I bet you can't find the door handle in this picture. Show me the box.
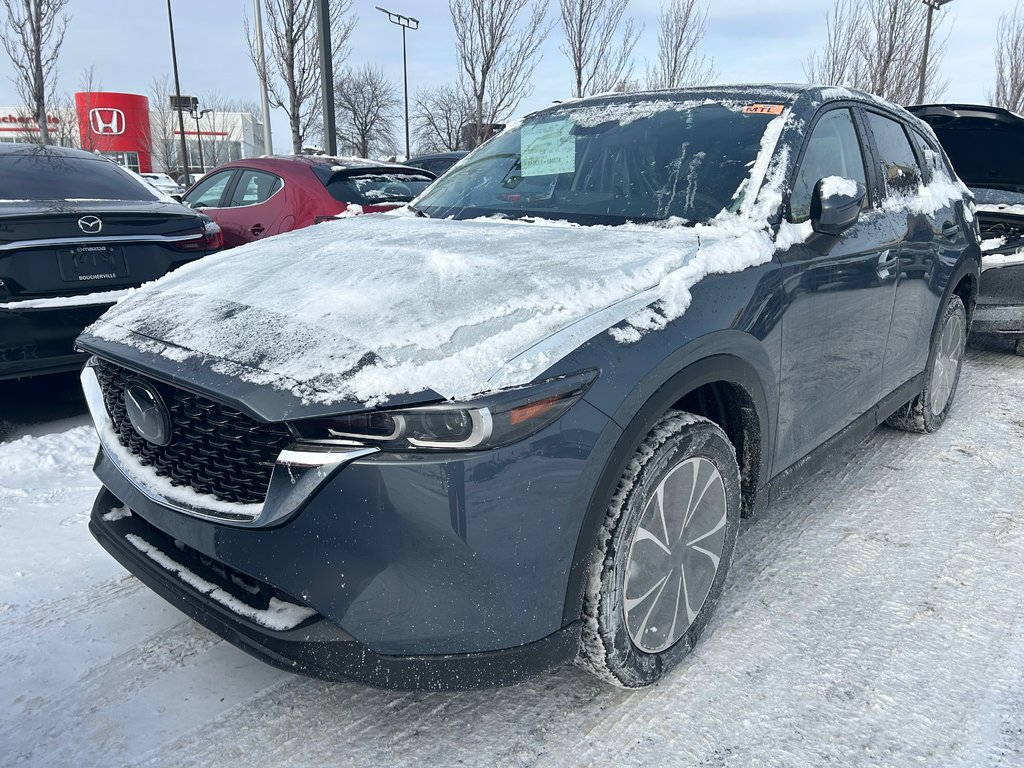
[250,224,265,236]
[941,222,960,240]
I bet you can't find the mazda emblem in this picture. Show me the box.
[78,215,103,234]
[123,379,172,447]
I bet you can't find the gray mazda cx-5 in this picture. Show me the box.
[79,85,980,689]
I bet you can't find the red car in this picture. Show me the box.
[180,156,435,248]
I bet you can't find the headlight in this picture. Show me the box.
[290,369,598,451]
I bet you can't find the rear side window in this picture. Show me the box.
[228,169,283,207]
[0,152,159,201]
[320,172,433,205]
[184,171,233,208]
[790,109,868,223]
[865,112,922,195]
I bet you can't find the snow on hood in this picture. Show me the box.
[89,110,795,408]
[91,213,773,406]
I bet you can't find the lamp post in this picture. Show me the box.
[165,0,192,185]
[189,107,213,173]
[375,6,419,159]
[253,0,274,156]
[918,0,955,104]
[316,0,337,155]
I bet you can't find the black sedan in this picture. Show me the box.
[0,144,222,379]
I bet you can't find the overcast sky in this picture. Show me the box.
[1,0,1018,153]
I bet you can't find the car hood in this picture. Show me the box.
[82,212,757,413]
[909,104,1024,193]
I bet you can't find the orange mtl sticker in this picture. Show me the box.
[742,104,785,115]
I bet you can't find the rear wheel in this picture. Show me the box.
[887,294,967,433]
[577,412,740,688]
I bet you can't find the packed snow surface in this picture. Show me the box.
[2,348,1023,766]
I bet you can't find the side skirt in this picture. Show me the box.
[766,372,925,504]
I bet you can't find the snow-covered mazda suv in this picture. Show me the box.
[79,85,979,689]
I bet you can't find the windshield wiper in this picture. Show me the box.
[406,203,429,218]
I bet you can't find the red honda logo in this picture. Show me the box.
[89,108,126,136]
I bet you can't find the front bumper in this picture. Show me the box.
[974,256,1024,338]
[84,358,620,686]
[89,489,581,689]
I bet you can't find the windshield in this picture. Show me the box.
[0,152,159,202]
[971,187,1024,206]
[319,171,433,205]
[413,101,780,225]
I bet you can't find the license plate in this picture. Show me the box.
[57,246,128,282]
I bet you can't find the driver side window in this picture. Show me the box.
[183,171,233,209]
[790,109,869,223]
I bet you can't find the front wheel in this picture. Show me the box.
[577,412,741,688]
[887,294,967,433]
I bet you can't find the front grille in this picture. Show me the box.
[94,358,293,505]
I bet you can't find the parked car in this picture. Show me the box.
[180,156,435,249]
[79,85,979,690]
[404,151,469,176]
[908,104,1024,354]
[0,144,221,380]
[139,172,184,196]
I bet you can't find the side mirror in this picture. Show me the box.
[171,194,184,203]
[811,177,867,236]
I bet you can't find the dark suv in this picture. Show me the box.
[908,104,1024,353]
[80,85,979,690]
[0,144,221,379]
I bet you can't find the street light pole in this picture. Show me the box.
[253,0,274,155]
[316,0,337,155]
[918,0,955,104]
[190,107,213,173]
[376,6,419,160]
[166,0,192,185]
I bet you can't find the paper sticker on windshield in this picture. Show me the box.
[742,104,785,115]
[521,120,576,176]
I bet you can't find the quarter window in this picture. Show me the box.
[865,112,923,195]
[228,169,283,207]
[183,171,233,208]
[790,109,868,223]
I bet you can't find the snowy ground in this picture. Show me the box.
[1,347,1022,767]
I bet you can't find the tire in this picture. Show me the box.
[887,294,967,434]
[576,411,741,688]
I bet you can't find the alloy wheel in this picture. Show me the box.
[623,457,728,653]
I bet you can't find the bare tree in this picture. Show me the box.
[449,0,552,148]
[992,2,1024,114]
[646,0,715,90]
[803,0,865,89]
[245,0,356,154]
[148,74,180,171]
[805,0,948,104]
[413,84,475,153]
[0,0,70,144]
[559,0,640,98]
[334,64,400,158]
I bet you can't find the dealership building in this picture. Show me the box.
[0,91,265,176]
